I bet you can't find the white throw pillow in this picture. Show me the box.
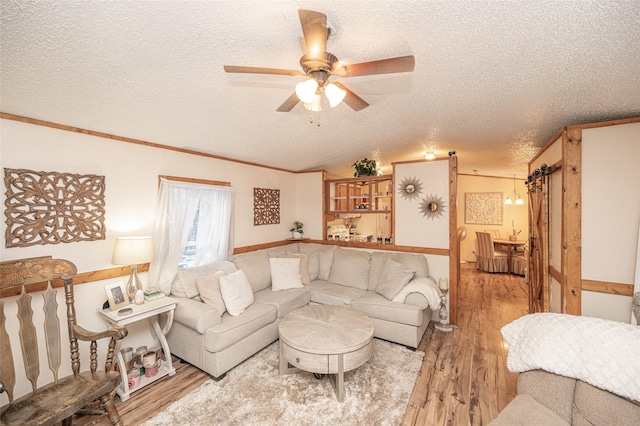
[269,257,304,291]
[282,252,310,284]
[196,271,227,315]
[219,269,254,316]
[376,258,415,300]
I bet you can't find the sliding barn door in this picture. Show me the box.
[527,165,553,313]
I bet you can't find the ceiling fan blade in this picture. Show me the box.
[332,81,369,111]
[331,55,415,78]
[224,65,305,77]
[276,91,300,112]
[298,9,328,58]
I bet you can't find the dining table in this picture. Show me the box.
[493,239,526,273]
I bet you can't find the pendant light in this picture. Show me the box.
[505,175,524,205]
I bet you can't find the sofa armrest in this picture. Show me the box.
[393,276,441,310]
[172,297,222,334]
[403,292,430,310]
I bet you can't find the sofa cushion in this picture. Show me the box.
[327,248,370,290]
[266,243,298,258]
[219,269,255,316]
[171,260,237,298]
[368,251,429,291]
[572,379,640,426]
[230,250,271,292]
[204,302,277,352]
[375,258,415,300]
[280,253,311,285]
[254,287,310,319]
[298,243,336,281]
[306,280,365,307]
[351,292,424,326]
[269,257,303,291]
[488,394,569,426]
[196,271,227,315]
[518,370,576,423]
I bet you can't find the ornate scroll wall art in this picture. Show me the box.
[4,168,106,247]
[464,192,503,225]
[253,187,280,226]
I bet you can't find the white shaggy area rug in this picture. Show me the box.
[142,339,424,426]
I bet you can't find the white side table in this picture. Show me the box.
[97,297,177,401]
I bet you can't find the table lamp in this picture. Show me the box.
[112,236,154,302]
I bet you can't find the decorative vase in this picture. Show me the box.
[509,235,517,242]
[292,231,302,239]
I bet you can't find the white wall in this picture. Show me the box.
[0,118,323,402]
[395,159,450,249]
[581,122,640,322]
[456,174,529,263]
[294,171,324,240]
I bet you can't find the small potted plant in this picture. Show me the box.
[510,220,521,241]
[290,221,304,239]
[352,158,378,178]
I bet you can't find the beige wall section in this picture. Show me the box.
[294,172,324,240]
[395,159,450,249]
[581,122,640,322]
[457,175,528,263]
[529,137,563,312]
[0,118,323,402]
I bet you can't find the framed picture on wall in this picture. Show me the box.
[104,281,129,311]
[465,192,503,225]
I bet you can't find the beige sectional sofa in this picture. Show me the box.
[490,370,640,426]
[165,242,441,379]
[490,313,640,426]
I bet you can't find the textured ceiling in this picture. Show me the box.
[1,1,639,178]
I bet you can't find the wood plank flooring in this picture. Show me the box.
[74,263,528,425]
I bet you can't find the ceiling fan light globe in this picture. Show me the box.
[296,79,318,103]
[325,82,346,107]
[304,93,323,112]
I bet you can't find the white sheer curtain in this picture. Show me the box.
[149,178,235,294]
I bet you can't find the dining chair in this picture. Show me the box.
[485,229,508,253]
[476,232,509,273]
[511,250,528,279]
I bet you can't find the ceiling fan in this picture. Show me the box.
[223,9,415,113]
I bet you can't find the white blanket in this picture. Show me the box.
[502,313,640,402]
[393,276,441,310]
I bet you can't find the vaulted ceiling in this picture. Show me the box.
[1,1,639,178]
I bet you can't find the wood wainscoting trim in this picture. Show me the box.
[0,263,150,298]
[582,279,634,296]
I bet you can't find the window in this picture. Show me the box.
[149,176,235,294]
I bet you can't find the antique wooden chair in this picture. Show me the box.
[0,256,128,426]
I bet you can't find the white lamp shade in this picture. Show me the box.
[295,79,318,103]
[303,93,322,112]
[112,236,154,265]
[325,83,346,107]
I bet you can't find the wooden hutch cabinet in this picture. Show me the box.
[325,175,393,244]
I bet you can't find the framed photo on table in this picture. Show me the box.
[105,281,129,311]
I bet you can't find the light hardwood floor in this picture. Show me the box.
[74,263,528,425]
